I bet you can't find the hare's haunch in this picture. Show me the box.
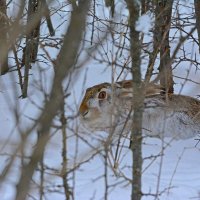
[79,80,200,139]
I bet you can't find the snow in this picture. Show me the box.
[0,0,200,200]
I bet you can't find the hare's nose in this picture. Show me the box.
[79,108,89,117]
[79,102,89,117]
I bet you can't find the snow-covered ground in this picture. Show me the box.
[0,0,200,199]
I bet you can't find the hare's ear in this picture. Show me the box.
[117,87,133,98]
[115,80,132,98]
[145,83,164,97]
[116,80,164,98]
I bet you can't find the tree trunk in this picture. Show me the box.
[22,0,41,98]
[105,0,115,17]
[0,0,8,75]
[155,0,174,94]
[194,0,200,53]
[125,1,143,200]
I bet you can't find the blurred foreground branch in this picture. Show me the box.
[15,1,91,199]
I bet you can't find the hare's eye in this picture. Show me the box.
[98,91,107,99]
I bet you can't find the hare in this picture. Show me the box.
[79,80,200,140]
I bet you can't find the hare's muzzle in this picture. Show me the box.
[79,102,89,118]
